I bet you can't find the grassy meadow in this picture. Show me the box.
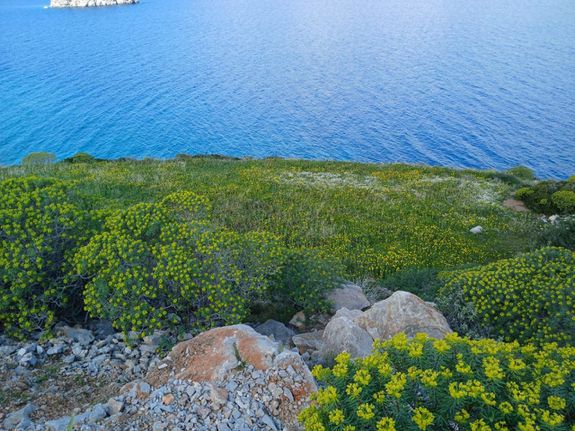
[0,156,537,281]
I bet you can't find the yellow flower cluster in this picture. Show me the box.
[76,191,287,335]
[299,332,575,431]
[0,177,98,337]
[3,159,534,301]
[440,247,575,345]
[412,407,434,430]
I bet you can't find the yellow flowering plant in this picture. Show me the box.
[438,247,575,346]
[300,333,575,431]
[271,248,343,315]
[74,191,286,335]
[0,177,101,337]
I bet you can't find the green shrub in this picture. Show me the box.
[378,267,441,302]
[552,190,575,213]
[536,217,575,251]
[62,153,100,164]
[514,179,575,215]
[438,247,575,346]
[300,333,575,431]
[21,152,56,166]
[506,165,535,181]
[435,275,494,340]
[74,192,286,334]
[0,177,98,337]
[514,187,534,201]
[228,230,286,299]
[271,249,343,316]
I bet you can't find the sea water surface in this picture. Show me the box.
[1,0,574,177]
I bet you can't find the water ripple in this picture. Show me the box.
[0,0,574,177]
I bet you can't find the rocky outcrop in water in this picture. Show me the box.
[50,0,137,8]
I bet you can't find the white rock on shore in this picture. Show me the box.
[50,0,137,8]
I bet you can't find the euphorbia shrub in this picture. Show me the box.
[438,247,575,346]
[74,192,286,334]
[0,177,98,337]
[300,333,575,431]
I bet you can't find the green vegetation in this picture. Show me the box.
[4,154,575,431]
[74,190,330,334]
[1,161,357,336]
[62,152,102,164]
[0,156,536,280]
[75,191,262,334]
[515,178,575,215]
[2,155,572,344]
[377,267,442,302]
[0,177,99,337]
[21,152,56,166]
[505,165,535,181]
[438,247,575,346]
[300,333,575,431]
[551,190,575,213]
[272,249,342,315]
[536,217,575,251]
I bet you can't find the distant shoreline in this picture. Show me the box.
[0,152,566,181]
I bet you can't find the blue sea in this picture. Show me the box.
[1,0,574,178]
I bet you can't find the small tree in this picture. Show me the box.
[21,152,56,166]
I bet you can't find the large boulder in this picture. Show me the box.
[145,324,316,430]
[147,324,279,386]
[310,292,452,361]
[255,319,295,346]
[55,325,94,346]
[356,291,452,340]
[326,282,371,313]
[320,310,373,360]
[292,330,324,354]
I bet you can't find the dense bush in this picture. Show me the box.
[75,192,287,334]
[552,190,575,213]
[506,165,535,181]
[515,178,575,214]
[62,152,102,164]
[300,333,575,431]
[271,249,342,315]
[0,177,99,337]
[21,152,56,166]
[438,247,575,346]
[74,191,338,334]
[536,217,575,251]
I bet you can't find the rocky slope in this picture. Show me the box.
[1,285,453,431]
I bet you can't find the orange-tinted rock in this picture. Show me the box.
[161,394,174,405]
[146,324,279,387]
[144,324,317,430]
